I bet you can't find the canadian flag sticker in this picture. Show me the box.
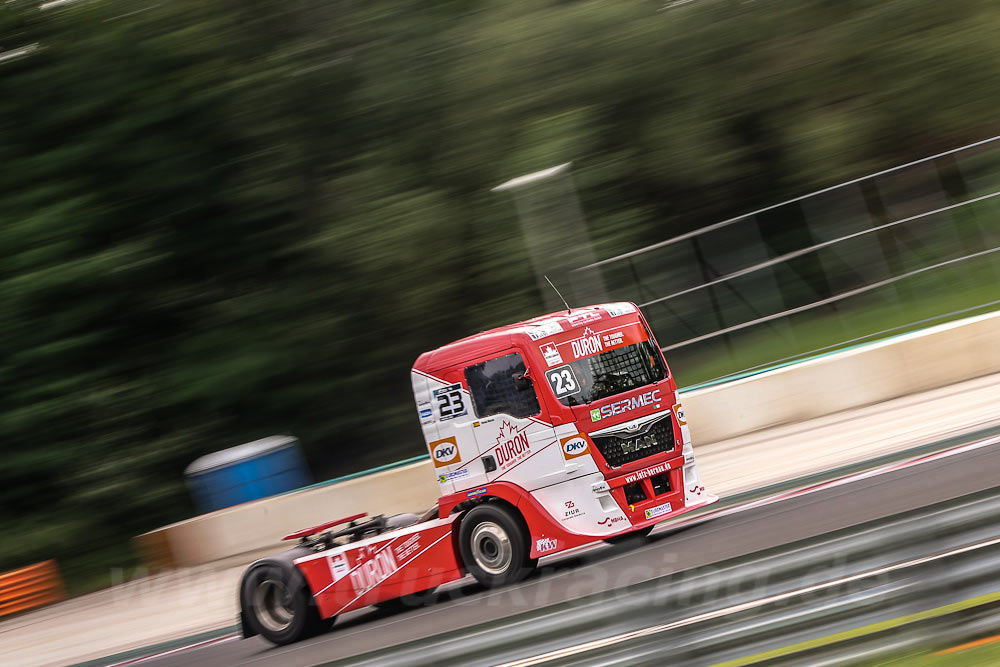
[328,553,350,583]
[541,343,563,367]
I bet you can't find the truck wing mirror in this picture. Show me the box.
[513,373,532,391]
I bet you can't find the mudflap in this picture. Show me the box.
[239,611,256,639]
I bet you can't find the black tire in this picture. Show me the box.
[240,563,333,645]
[458,503,536,587]
[603,525,654,545]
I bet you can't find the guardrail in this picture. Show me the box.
[0,560,64,618]
[325,486,1000,666]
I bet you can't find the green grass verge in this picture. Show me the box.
[709,590,1000,667]
[877,642,1000,666]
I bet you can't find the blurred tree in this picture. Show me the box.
[0,0,997,587]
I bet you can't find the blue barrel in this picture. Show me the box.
[184,436,312,513]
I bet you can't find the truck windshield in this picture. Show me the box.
[544,340,667,406]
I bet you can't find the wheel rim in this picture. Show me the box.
[253,577,295,633]
[470,520,513,575]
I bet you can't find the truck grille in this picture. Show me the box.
[590,414,675,468]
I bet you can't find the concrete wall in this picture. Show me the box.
[136,460,441,569]
[681,311,1000,444]
[137,310,1000,569]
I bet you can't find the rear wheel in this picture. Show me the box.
[241,563,333,645]
[459,503,535,587]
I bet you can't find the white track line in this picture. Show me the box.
[656,433,1000,530]
[107,432,1000,666]
[498,534,1000,666]
[102,634,239,667]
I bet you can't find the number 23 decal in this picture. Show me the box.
[433,383,468,420]
[546,366,581,398]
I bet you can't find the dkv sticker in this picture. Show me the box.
[560,434,590,460]
[672,403,687,426]
[430,436,461,468]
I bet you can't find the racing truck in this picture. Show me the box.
[239,302,717,644]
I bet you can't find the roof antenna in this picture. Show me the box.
[544,275,572,313]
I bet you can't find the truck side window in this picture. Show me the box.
[465,352,540,419]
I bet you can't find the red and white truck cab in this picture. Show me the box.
[414,301,714,555]
[239,303,716,645]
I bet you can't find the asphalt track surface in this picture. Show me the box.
[136,439,1000,667]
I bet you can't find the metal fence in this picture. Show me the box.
[569,135,1000,386]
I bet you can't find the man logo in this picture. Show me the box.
[430,436,461,468]
[560,434,590,461]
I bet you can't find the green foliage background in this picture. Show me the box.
[0,0,997,587]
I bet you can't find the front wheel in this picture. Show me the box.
[240,563,333,645]
[459,503,536,587]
